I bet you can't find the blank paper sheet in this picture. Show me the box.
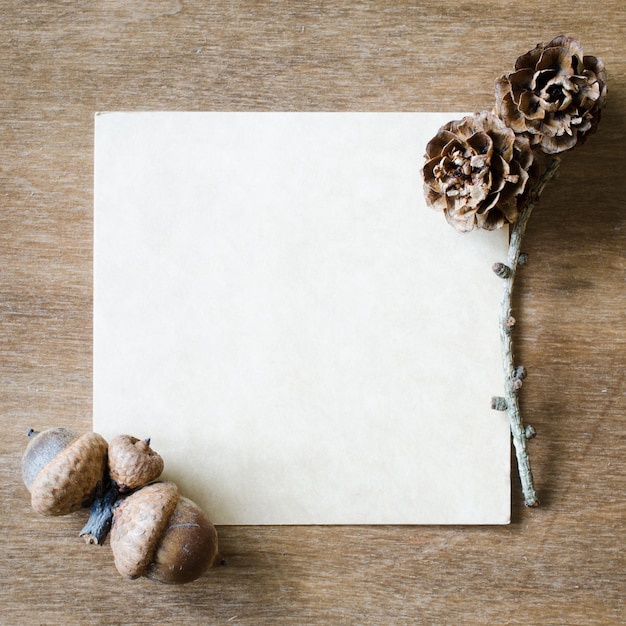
[93,112,510,524]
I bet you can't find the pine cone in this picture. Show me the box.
[494,35,607,155]
[423,111,536,233]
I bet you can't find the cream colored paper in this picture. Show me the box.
[94,112,510,525]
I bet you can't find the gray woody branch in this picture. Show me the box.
[491,158,561,507]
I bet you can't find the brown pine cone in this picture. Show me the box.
[495,35,607,154]
[422,111,537,233]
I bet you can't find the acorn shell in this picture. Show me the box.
[29,432,109,515]
[110,481,219,584]
[110,482,180,579]
[145,496,219,584]
[108,435,164,491]
[22,427,78,491]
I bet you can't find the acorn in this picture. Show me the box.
[107,435,164,492]
[22,427,108,515]
[110,481,219,584]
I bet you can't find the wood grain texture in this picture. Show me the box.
[1,1,624,624]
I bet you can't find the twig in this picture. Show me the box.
[79,478,124,544]
[492,158,560,507]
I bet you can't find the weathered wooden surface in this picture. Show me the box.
[1,2,624,624]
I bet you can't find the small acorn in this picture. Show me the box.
[110,481,219,584]
[22,427,108,515]
[108,435,164,492]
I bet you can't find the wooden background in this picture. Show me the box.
[1,2,624,624]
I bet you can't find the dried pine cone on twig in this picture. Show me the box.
[422,34,606,507]
[422,111,538,233]
[494,35,607,154]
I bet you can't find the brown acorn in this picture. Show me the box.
[110,482,219,584]
[107,435,164,492]
[22,427,108,515]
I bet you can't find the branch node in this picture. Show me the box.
[514,365,527,380]
[517,252,529,267]
[492,262,512,279]
[505,315,516,330]
[491,396,508,411]
[525,425,537,440]
[512,377,523,390]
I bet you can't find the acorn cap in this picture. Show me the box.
[108,434,164,491]
[29,432,109,515]
[110,481,180,579]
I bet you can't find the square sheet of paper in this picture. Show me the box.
[93,112,510,525]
